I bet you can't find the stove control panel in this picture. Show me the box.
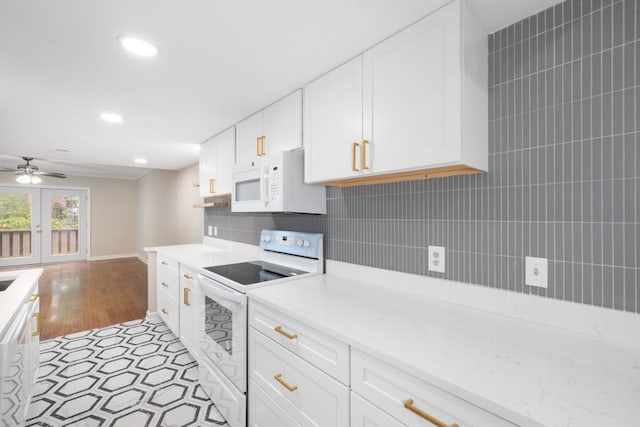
[260,230,323,259]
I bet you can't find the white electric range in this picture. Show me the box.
[195,229,323,427]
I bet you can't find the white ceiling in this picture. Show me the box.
[0,0,558,180]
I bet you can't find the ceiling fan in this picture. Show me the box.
[0,156,67,184]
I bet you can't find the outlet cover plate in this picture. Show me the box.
[207,225,213,236]
[525,256,548,288]
[428,246,445,273]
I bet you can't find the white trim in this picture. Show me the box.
[136,254,148,264]
[145,311,160,321]
[88,253,138,261]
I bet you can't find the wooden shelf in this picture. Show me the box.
[193,201,228,208]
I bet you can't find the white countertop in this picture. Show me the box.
[144,242,261,270]
[248,272,640,427]
[0,268,42,337]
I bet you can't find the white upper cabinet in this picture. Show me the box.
[236,90,302,167]
[199,126,235,198]
[303,56,363,183]
[304,0,487,186]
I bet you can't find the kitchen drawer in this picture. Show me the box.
[157,255,179,299]
[249,327,349,427]
[249,301,349,384]
[179,265,198,288]
[351,392,403,427]
[249,379,300,427]
[351,350,516,427]
[157,290,179,335]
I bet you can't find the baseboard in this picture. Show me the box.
[145,311,160,321]
[88,253,138,261]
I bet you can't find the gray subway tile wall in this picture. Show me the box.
[205,0,640,313]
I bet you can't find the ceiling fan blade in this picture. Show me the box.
[0,167,17,172]
[33,171,67,178]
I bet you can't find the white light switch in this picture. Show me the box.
[428,246,445,273]
[525,256,548,288]
[207,226,213,236]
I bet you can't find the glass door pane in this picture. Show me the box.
[0,187,41,266]
[41,189,87,263]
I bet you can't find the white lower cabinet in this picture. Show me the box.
[156,254,180,335]
[178,265,198,356]
[351,393,403,427]
[248,327,349,427]
[249,379,300,427]
[352,350,516,427]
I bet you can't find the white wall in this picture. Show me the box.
[136,163,202,261]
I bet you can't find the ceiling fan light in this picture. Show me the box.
[16,174,31,184]
[30,175,42,184]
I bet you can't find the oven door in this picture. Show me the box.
[196,274,247,393]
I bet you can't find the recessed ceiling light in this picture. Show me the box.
[100,112,123,123]
[134,158,148,164]
[118,35,158,57]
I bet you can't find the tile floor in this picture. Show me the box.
[27,318,229,427]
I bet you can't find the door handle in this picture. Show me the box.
[361,139,369,170]
[351,142,360,171]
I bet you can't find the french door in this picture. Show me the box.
[0,187,88,266]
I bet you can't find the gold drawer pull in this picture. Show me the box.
[351,142,360,171]
[28,293,39,303]
[274,374,298,392]
[209,178,216,194]
[184,288,191,306]
[32,312,40,337]
[161,261,169,266]
[274,326,298,340]
[161,282,169,288]
[161,308,168,315]
[183,273,194,280]
[361,139,369,170]
[404,399,459,427]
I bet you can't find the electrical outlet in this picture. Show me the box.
[214,226,218,236]
[525,256,548,288]
[207,226,213,236]
[428,246,445,273]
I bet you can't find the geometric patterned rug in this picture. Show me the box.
[26,318,229,426]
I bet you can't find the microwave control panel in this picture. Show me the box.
[269,165,280,201]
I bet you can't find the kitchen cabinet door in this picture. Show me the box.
[362,0,460,174]
[27,294,40,388]
[236,112,263,167]
[303,56,363,183]
[179,266,198,355]
[262,89,302,157]
[199,126,235,198]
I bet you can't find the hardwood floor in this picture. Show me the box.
[32,258,148,340]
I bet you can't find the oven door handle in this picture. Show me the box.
[197,274,247,305]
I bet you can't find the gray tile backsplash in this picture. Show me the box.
[205,0,639,314]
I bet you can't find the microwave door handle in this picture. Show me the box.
[262,167,270,204]
[197,275,246,305]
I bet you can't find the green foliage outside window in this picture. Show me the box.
[0,194,31,230]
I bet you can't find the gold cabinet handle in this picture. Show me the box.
[274,326,298,340]
[361,139,369,170]
[161,282,169,288]
[260,135,266,156]
[256,136,261,156]
[32,312,40,337]
[404,399,459,427]
[161,308,168,315]
[183,287,191,306]
[209,178,216,194]
[183,273,194,280]
[28,293,39,303]
[274,374,298,392]
[161,261,169,266]
[351,142,360,171]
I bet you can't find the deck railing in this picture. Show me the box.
[0,229,79,258]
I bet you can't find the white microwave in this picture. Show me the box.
[231,149,326,214]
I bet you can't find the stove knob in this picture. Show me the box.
[303,240,311,248]
[263,235,272,243]
[296,239,303,247]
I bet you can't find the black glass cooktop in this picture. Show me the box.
[203,261,308,285]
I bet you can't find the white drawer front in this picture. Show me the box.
[351,392,403,427]
[249,380,301,427]
[351,350,516,427]
[249,301,349,384]
[249,327,349,427]
[157,255,179,300]
[157,290,179,335]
